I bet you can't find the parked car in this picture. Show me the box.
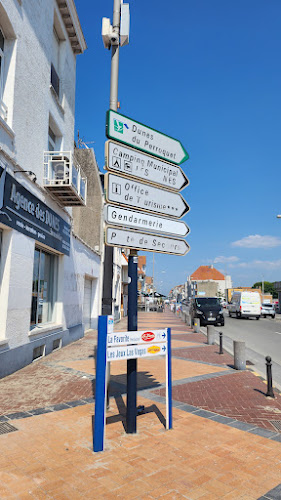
[261,303,275,318]
[190,297,224,327]
[228,291,261,319]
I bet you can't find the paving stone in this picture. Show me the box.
[0,311,281,499]
[249,428,278,438]
[226,421,256,431]
[260,483,281,499]
[208,414,236,424]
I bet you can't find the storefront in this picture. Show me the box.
[0,162,101,378]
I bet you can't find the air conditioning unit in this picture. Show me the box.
[49,155,69,182]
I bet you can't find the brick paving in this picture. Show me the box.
[172,345,234,366]
[172,333,208,343]
[154,370,281,431]
[0,310,281,498]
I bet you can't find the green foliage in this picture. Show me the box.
[252,281,278,298]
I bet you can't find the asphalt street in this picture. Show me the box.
[201,312,281,392]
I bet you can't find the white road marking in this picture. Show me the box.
[275,332,281,335]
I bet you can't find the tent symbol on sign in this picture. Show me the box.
[112,156,121,170]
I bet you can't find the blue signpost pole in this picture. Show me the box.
[127,250,138,433]
[93,316,108,452]
[167,327,172,429]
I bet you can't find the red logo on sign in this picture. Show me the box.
[142,331,155,342]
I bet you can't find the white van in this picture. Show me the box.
[228,291,261,319]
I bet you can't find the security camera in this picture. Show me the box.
[110,32,119,45]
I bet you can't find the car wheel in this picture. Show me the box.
[228,311,232,317]
[256,316,260,320]
[272,315,275,319]
[221,321,225,326]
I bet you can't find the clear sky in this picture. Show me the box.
[75,0,281,295]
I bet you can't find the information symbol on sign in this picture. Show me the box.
[124,161,132,173]
[112,182,121,195]
[112,156,121,169]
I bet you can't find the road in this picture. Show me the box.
[200,312,281,391]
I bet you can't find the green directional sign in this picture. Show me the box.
[106,110,189,166]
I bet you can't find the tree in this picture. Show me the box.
[252,282,278,298]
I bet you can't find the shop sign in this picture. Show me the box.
[0,164,71,255]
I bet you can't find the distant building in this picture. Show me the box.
[189,265,232,298]
[169,284,186,302]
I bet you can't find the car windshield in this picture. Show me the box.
[262,303,273,308]
[195,298,220,307]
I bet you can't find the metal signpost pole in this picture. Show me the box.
[101,0,121,407]
[127,249,138,433]
[102,0,120,317]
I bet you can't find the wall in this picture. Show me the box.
[0,1,104,378]
[72,148,103,253]
[197,281,218,297]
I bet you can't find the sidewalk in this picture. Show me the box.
[1,311,281,498]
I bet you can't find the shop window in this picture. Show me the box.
[30,248,57,328]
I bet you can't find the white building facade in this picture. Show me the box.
[0,0,103,377]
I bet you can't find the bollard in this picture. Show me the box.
[207,325,215,345]
[265,356,275,398]
[193,318,200,333]
[219,332,223,354]
[233,341,246,370]
[186,314,191,327]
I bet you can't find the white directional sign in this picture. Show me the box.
[106,110,189,165]
[105,173,189,218]
[107,343,167,362]
[105,226,190,255]
[105,205,190,237]
[105,141,189,191]
[107,329,168,347]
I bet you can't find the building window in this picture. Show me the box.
[0,28,4,93]
[0,27,7,121]
[48,126,56,151]
[31,248,57,327]
[50,27,60,97]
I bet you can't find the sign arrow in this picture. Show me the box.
[105,141,189,192]
[105,226,190,256]
[106,110,189,165]
[104,205,190,237]
[105,173,190,219]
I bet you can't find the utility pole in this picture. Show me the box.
[102,0,121,319]
[102,0,137,432]
[101,0,121,411]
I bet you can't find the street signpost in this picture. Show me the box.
[106,110,189,165]
[105,141,189,191]
[94,317,172,452]
[105,205,190,237]
[107,329,167,346]
[105,226,190,255]
[105,173,190,218]
[107,342,167,361]
[101,1,185,447]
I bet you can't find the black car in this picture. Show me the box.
[190,297,224,326]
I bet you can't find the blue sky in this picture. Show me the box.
[75,0,281,295]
